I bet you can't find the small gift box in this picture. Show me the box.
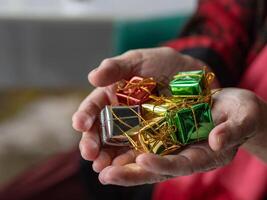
[99,70,216,155]
[100,105,141,146]
[169,70,205,96]
[116,76,157,105]
[168,103,214,145]
[141,97,183,117]
[142,103,169,117]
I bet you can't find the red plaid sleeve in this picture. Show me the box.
[166,0,263,86]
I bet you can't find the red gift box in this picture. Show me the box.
[116,76,156,105]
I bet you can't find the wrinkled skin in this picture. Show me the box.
[72,47,266,186]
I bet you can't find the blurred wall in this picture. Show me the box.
[0,20,113,88]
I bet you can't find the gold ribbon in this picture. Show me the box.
[110,68,218,155]
[116,77,156,105]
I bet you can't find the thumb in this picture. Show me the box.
[88,51,144,87]
[208,121,248,151]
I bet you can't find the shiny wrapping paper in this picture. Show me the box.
[141,97,183,117]
[100,69,216,155]
[100,105,141,146]
[116,76,157,105]
[142,103,169,116]
[169,70,205,96]
[167,103,214,145]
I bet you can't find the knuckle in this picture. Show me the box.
[125,49,143,60]
[84,102,101,116]
[162,46,177,54]
[125,49,136,55]
[79,141,90,160]
[101,58,115,66]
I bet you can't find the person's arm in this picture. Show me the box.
[165,0,262,86]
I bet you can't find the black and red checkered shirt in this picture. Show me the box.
[166,0,267,86]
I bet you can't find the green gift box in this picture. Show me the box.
[169,70,205,96]
[167,103,214,144]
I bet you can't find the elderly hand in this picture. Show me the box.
[72,47,209,171]
[95,88,265,186]
[72,47,266,186]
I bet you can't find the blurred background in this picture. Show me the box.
[0,0,196,186]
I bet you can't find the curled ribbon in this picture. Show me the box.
[116,77,156,105]
[109,68,218,155]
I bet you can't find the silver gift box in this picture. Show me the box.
[100,105,141,146]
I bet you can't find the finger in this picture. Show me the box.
[88,51,144,87]
[93,146,131,172]
[211,103,228,126]
[208,120,251,151]
[98,164,166,186]
[111,149,138,166]
[136,153,193,176]
[92,148,117,173]
[79,123,100,161]
[136,144,230,176]
[72,86,116,132]
[208,122,229,151]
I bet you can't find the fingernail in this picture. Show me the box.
[217,134,224,149]
[99,177,107,185]
[92,162,100,173]
[99,171,108,185]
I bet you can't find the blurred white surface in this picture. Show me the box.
[0,0,196,21]
[0,94,81,184]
